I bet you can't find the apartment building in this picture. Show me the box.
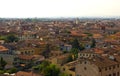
[76,55,120,76]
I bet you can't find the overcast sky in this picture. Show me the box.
[0,0,120,18]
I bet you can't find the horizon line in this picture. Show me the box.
[0,16,120,19]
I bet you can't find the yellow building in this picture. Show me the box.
[61,60,78,76]
[15,47,34,55]
[76,55,120,76]
[49,54,70,67]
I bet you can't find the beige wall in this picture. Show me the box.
[78,53,97,58]
[101,64,120,76]
[61,65,75,76]
[75,60,120,76]
[75,60,100,76]
[19,50,34,55]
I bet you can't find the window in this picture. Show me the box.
[113,73,116,76]
[113,65,115,69]
[117,64,119,68]
[109,74,111,76]
[84,67,87,70]
[86,54,88,56]
[89,54,91,57]
[105,67,107,71]
[80,61,82,64]
[25,51,27,54]
[109,67,111,70]
[63,68,65,71]
[28,51,30,54]
[69,74,72,76]
[21,52,23,54]
[99,69,101,72]
[117,72,119,76]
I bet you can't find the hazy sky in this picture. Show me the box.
[0,0,120,18]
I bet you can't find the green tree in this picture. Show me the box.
[91,38,96,48]
[32,60,50,72]
[43,64,60,76]
[70,48,79,60]
[43,44,51,58]
[63,50,68,54]
[42,60,50,66]
[0,57,7,70]
[71,38,80,49]
[0,70,4,74]
[79,43,85,50]
[0,36,6,40]
[6,68,17,73]
[67,55,73,62]
[5,34,19,43]
[33,61,60,76]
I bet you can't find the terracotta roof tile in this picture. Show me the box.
[0,46,8,52]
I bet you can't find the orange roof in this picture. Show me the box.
[81,34,87,37]
[106,35,116,39]
[71,31,80,36]
[104,39,116,42]
[39,42,46,45]
[94,48,104,54]
[18,55,34,60]
[15,71,41,76]
[16,71,32,76]
[57,54,69,59]
[18,55,44,60]
[115,32,120,36]
[0,46,8,52]
[93,34,103,38]
[70,31,87,37]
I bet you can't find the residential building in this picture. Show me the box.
[76,55,120,76]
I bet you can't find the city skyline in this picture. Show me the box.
[0,0,120,18]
